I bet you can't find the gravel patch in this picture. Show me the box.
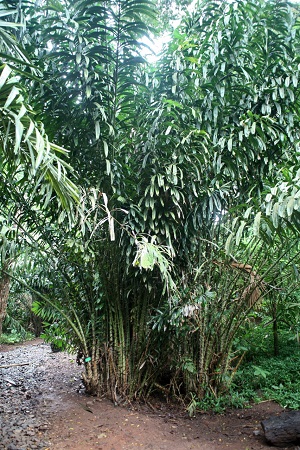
[0,342,81,450]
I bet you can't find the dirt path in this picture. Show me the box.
[0,340,294,450]
[48,396,286,450]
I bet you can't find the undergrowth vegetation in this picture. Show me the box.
[0,331,34,345]
[233,327,300,410]
[190,325,300,414]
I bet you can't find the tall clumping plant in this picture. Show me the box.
[152,221,300,404]
[5,0,300,407]
[23,190,176,400]
[15,0,171,400]
[129,0,300,401]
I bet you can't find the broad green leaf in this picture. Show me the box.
[86,85,92,98]
[287,197,295,216]
[103,140,108,157]
[165,125,172,135]
[106,159,111,175]
[14,117,24,154]
[253,212,261,236]
[0,64,11,89]
[4,85,19,108]
[95,121,100,140]
[272,203,279,228]
[225,233,233,255]
[236,220,246,246]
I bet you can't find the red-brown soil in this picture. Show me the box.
[48,396,288,450]
[0,339,295,450]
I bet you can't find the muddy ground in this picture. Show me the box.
[0,339,297,450]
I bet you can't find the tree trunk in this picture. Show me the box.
[0,269,10,335]
[272,300,279,356]
[261,411,300,447]
[273,317,279,356]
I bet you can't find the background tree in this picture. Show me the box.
[0,1,79,334]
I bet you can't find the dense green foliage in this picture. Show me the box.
[231,328,300,410]
[0,331,34,344]
[1,0,300,411]
[189,340,300,414]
